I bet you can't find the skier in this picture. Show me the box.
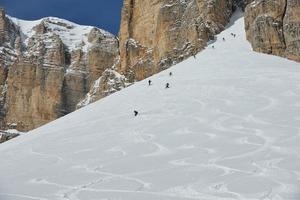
[169,72,173,76]
[212,45,215,49]
[148,80,152,86]
[222,37,226,41]
[134,110,139,116]
[166,83,170,89]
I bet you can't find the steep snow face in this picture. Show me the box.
[1,12,300,200]
[9,16,114,52]
[8,17,42,42]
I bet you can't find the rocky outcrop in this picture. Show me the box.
[0,8,19,48]
[0,131,19,143]
[5,60,65,130]
[119,0,236,81]
[0,8,18,129]
[283,0,300,61]
[245,0,300,62]
[77,59,127,109]
[0,11,119,131]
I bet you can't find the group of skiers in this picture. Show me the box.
[230,33,237,38]
[212,33,237,49]
[134,72,173,116]
[223,33,237,41]
[134,32,238,116]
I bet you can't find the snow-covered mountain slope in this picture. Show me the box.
[1,12,300,200]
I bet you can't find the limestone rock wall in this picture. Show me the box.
[283,0,300,61]
[245,0,300,62]
[119,0,235,81]
[5,60,65,130]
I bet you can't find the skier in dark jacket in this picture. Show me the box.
[134,110,139,116]
[166,83,170,89]
[148,80,152,86]
[169,72,173,76]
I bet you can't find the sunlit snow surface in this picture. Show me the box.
[1,12,300,200]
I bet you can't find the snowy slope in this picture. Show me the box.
[1,12,300,200]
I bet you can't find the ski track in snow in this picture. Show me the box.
[1,12,300,200]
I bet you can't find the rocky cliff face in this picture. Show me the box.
[244,0,300,62]
[77,58,127,109]
[0,9,120,131]
[118,0,236,81]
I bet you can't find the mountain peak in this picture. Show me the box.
[0,7,5,17]
[7,15,114,53]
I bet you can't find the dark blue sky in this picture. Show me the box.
[1,0,124,35]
